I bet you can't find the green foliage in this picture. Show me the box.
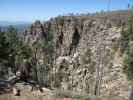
[120,16,133,53]
[0,24,55,87]
[122,17,133,80]
[5,26,19,46]
[27,29,54,86]
[0,26,23,78]
[0,32,10,62]
[123,45,133,80]
[0,24,54,87]
[0,26,21,65]
[20,44,33,59]
[4,26,24,72]
[0,26,34,78]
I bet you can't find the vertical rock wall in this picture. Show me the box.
[24,10,133,99]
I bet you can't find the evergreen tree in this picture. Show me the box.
[122,16,133,100]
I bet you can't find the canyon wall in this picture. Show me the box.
[23,10,133,99]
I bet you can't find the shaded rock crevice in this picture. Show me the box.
[69,27,80,55]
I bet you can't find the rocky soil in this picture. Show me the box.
[0,82,127,100]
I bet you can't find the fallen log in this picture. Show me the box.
[8,75,21,86]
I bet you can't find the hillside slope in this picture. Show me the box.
[18,10,133,99]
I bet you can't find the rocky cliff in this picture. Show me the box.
[23,10,133,99]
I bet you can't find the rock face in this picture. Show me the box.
[24,10,133,99]
[24,20,45,44]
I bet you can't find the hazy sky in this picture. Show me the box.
[0,0,132,22]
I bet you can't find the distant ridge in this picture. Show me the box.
[0,21,31,26]
[0,21,31,32]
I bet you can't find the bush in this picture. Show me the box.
[123,44,133,80]
[122,16,133,80]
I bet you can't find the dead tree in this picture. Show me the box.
[107,0,111,12]
[88,29,112,100]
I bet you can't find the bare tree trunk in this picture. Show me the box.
[129,83,133,100]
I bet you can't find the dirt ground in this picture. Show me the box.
[0,82,125,100]
[0,90,74,100]
[0,82,75,100]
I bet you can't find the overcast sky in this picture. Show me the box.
[0,0,132,22]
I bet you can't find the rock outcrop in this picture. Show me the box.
[23,10,133,99]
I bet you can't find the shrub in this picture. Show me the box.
[122,16,133,80]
